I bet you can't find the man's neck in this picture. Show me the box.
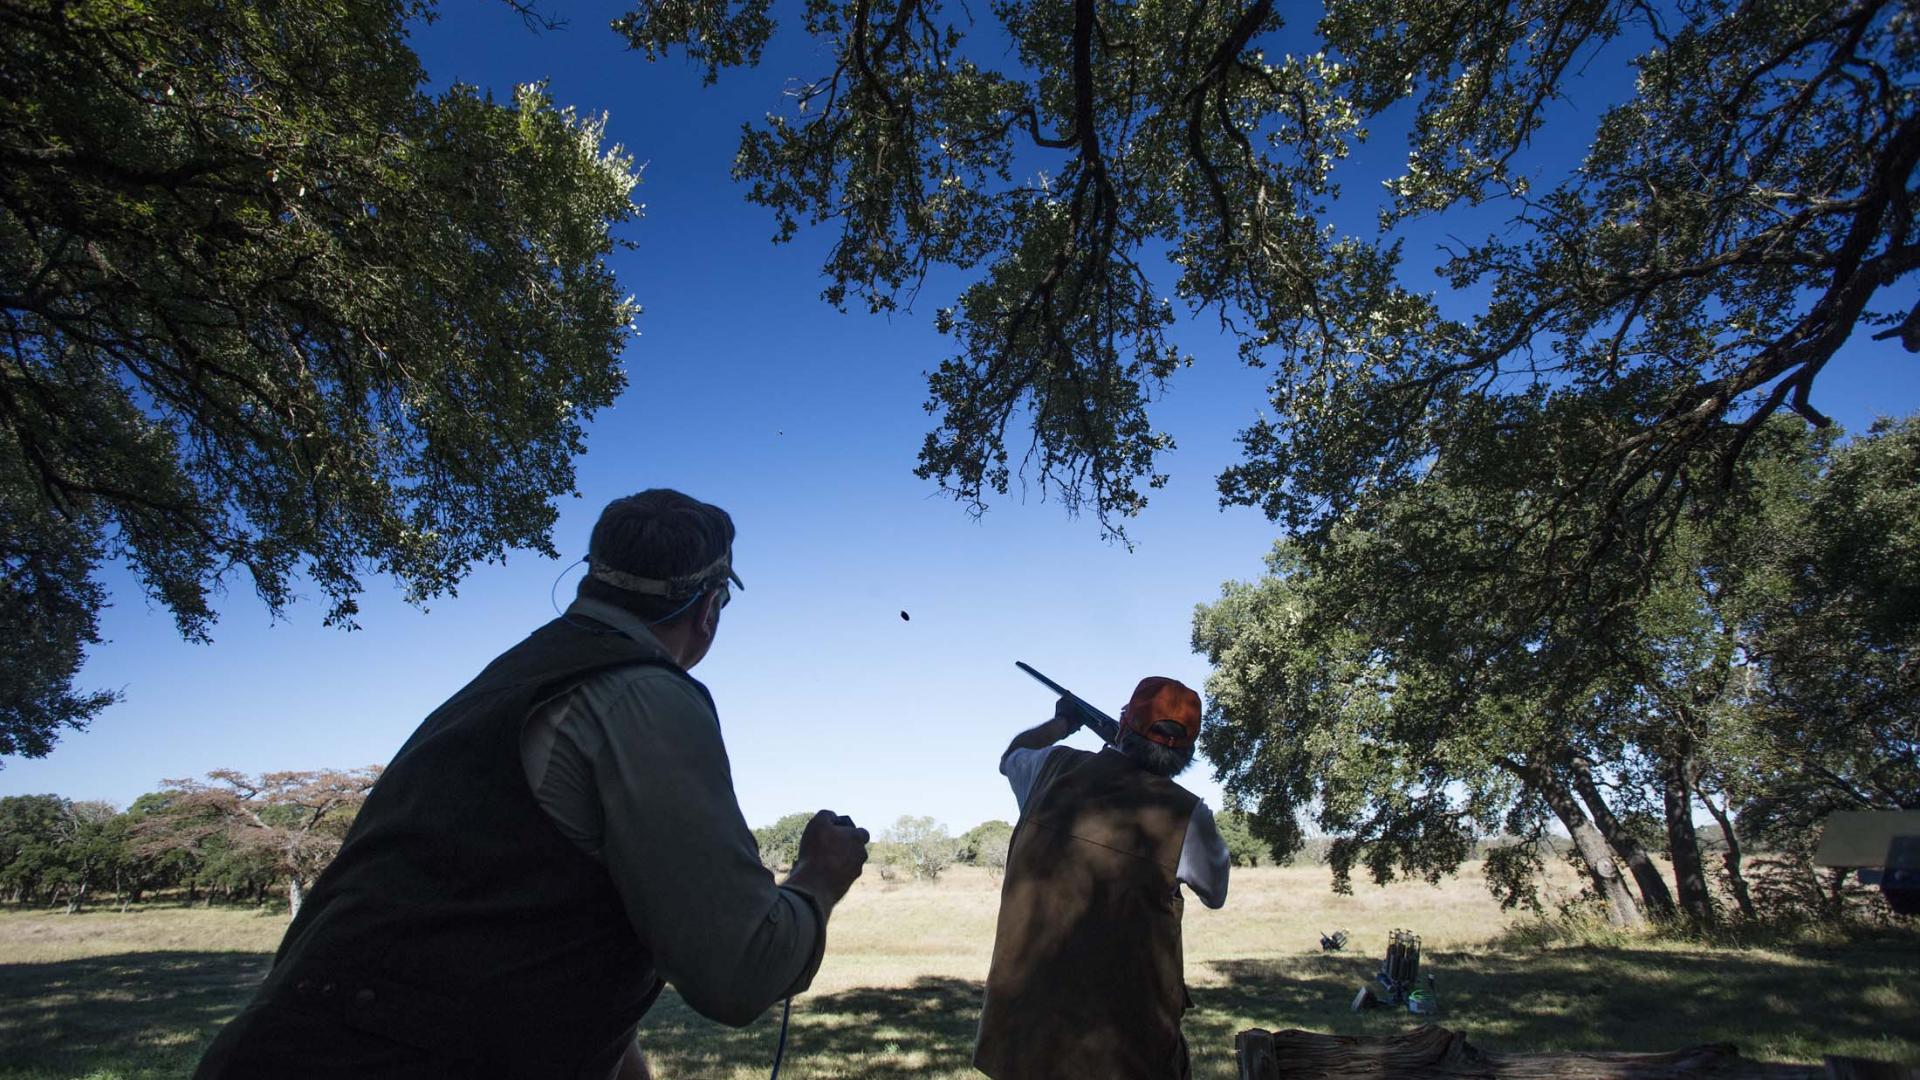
[568,597,672,654]
[648,621,698,668]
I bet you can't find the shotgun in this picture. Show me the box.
[1015,661,1121,741]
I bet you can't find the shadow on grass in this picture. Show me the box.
[0,950,268,1080]
[1187,934,1920,1072]
[641,934,1920,1078]
[4,937,1914,1080]
[642,975,988,1079]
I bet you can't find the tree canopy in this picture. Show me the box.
[752,810,817,871]
[1193,417,1920,926]
[957,818,1013,874]
[1,0,642,757]
[884,813,960,881]
[150,767,380,917]
[616,2,1916,922]
[617,0,1917,575]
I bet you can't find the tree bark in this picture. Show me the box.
[1571,765,1679,922]
[1515,762,1645,927]
[1698,787,1756,921]
[288,875,306,919]
[1501,758,1646,925]
[1662,751,1716,927]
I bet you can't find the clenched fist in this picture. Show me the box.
[784,809,870,912]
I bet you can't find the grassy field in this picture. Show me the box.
[3,864,1916,1079]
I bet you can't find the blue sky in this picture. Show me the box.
[4,2,1916,837]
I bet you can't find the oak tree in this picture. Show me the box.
[2,0,642,755]
[617,0,1917,608]
[153,767,380,917]
[1193,419,1917,926]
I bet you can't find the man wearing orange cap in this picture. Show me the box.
[975,677,1230,1080]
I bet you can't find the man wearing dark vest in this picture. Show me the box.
[975,677,1230,1080]
[195,489,871,1079]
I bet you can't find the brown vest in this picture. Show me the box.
[975,747,1199,1080]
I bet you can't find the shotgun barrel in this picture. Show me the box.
[1014,662,1121,741]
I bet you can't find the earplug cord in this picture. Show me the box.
[768,996,793,1080]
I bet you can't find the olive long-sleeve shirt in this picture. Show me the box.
[518,597,824,1027]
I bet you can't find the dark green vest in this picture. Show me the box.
[196,616,700,1079]
[975,747,1200,1080]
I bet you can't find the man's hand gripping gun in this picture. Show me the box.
[1015,662,1120,741]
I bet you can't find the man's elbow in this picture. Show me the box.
[707,1001,769,1030]
[680,985,775,1029]
[1193,874,1228,909]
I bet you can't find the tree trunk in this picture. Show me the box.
[1541,780,1645,926]
[1502,757,1645,926]
[1823,867,1851,919]
[288,876,306,919]
[1698,788,1756,921]
[1662,752,1716,927]
[1571,766,1678,921]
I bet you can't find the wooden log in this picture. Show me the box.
[1238,1029,1280,1080]
[1234,1025,1832,1079]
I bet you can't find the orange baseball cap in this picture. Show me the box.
[1124,677,1202,749]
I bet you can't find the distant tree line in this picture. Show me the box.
[754,814,1017,883]
[4,776,1837,924]
[0,768,377,916]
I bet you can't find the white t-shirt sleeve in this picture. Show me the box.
[1000,745,1060,813]
[1178,801,1231,909]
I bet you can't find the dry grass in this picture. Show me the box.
[3,864,1916,1079]
[0,906,286,966]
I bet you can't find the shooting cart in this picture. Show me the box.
[1814,811,1920,915]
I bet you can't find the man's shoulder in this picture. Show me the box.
[555,661,717,749]
[592,662,713,707]
[1002,743,1094,776]
[1037,744,1094,765]
[1003,742,1079,765]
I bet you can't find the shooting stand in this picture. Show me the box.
[1234,1026,1918,1079]
[1353,928,1432,1013]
